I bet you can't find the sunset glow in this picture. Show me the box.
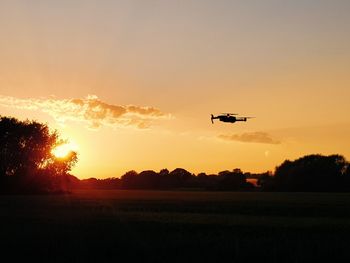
[0,1,349,179]
[52,142,78,159]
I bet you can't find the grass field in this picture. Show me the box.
[1,190,350,262]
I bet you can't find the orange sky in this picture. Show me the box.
[0,1,349,179]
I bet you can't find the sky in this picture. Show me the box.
[0,0,349,179]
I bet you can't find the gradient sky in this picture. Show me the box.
[0,0,349,179]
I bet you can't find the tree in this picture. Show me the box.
[256,171,275,191]
[218,169,247,190]
[121,170,138,189]
[273,154,349,192]
[169,168,192,181]
[138,170,159,189]
[159,168,169,176]
[0,116,78,193]
[169,168,192,188]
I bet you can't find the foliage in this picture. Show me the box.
[78,154,350,192]
[272,154,349,192]
[0,116,78,193]
[119,167,251,190]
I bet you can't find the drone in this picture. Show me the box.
[211,113,254,124]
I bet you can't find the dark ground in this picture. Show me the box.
[1,190,350,262]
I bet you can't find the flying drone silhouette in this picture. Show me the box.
[211,113,254,124]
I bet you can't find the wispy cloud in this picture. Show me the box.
[218,132,281,145]
[0,94,170,129]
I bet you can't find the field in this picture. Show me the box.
[1,190,350,262]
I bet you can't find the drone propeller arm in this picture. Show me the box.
[236,116,255,122]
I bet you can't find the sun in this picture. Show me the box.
[52,142,78,158]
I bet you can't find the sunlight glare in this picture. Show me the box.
[52,142,78,158]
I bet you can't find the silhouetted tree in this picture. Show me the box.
[58,173,81,191]
[218,169,247,190]
[159,169,169,176]
[138,170,159,189]
[121,170,139,189]
[78,177,121,189]
[55,154,350,192]
[197,172,207,178]
[273,154,349,192]
[0,116,78,193]
[169,168,192,188]
[256,171,275,191]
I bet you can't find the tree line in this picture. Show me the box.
[74,154,350,192]
[1,115,350,193]
[74,168,260,191]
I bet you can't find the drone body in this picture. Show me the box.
[211,113,254,124]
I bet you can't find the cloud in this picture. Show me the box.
[0,94,170,129]
[218,132,281,145]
